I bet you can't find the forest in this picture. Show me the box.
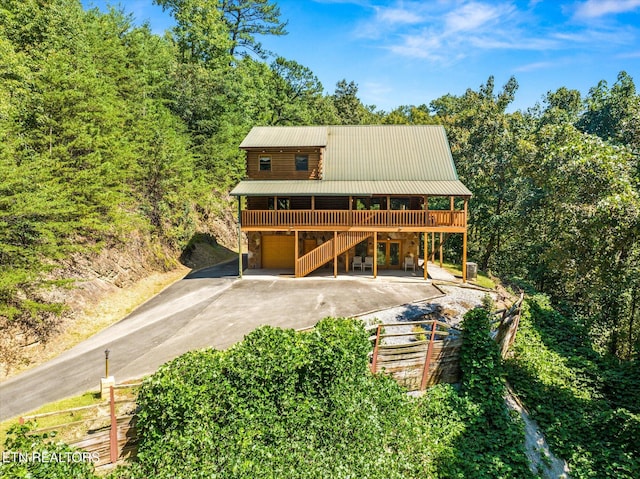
[1,0,639,477]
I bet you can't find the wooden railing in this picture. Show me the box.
[242,210,466,228]
[296,231,372,277]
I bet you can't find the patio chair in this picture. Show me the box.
[363,256,374,271]
[352,256,364,271]
[404,256,416,271]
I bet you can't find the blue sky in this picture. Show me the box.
[82,0,640,112]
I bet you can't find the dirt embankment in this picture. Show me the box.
[0,209,239,379]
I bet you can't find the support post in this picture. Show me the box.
[345,249,349,273]
[439,232,443,268]
[424,232,428,280]
[294,230,299,277]
[420,321,438,390]
[373,234,378,278]
[333,231,337,278]
[109,386,118,464]
[462,231,468,283]
[237,197,243,278]
[462,198,468,283]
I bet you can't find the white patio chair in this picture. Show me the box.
[352,256,364,271]
[404,256,416,271]
[363,256,374,271]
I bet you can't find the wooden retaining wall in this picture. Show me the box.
[369,293,524,391]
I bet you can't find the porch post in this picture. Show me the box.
[237,196,243,279]
[450,196,454,226]
[346,249,349,273]
[424,231,428,280]
[294,230,299,277]
[439,232,443,268]
[334,231,338,278]
[462,231,468,283]
[463,198,468,283]
[373,233,378,279]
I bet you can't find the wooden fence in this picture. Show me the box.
[369,293,524,391]
[494,292,525,359]
[19,382,140,467]
[369,320,463,391]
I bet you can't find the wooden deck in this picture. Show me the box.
[241,209,466,232]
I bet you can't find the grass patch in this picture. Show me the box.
[0,391,102,450]
[441,262,496,289]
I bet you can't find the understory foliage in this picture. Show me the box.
[104,316,532,479]
[506,294,640,478]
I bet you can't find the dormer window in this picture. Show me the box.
[259,155,271,171]
[295,154,308,171]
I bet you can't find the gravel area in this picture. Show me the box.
[356,283,496,328]
[354,283,497,344]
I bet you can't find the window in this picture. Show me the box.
[259,155,271,171]
[295,154,308,171]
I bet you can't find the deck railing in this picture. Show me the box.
[242,209,466,228]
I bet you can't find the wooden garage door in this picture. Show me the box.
[262,235,295,269]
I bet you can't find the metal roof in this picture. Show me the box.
[239,126,327,148]
[230,180,472,197]
[323,125,458,181]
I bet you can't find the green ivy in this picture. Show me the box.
[506,294,640,478]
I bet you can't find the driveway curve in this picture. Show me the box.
[0,259,441,420]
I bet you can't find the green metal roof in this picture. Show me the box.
[230,180,472,197]
[239,126,327,148]
[323,125,459,181]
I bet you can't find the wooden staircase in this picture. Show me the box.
[295,231,372,277]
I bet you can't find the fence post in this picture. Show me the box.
[420,321,438,391]
[109,385,118,464]
[371,325,381,373]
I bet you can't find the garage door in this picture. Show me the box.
[262,235,295,269]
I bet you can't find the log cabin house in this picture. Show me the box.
[230,125,472,281]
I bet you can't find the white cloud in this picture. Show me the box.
[573,0,640,19]
[350,0,639,68]
[376,6,423,25]
[444,2,513,33]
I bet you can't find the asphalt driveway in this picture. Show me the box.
[0,259,441,421]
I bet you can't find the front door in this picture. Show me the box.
[376,240,401,269]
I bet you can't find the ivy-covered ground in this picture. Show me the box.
[506,294,640,479]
